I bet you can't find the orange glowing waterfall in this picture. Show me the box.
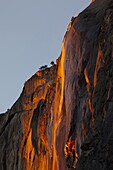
[52,41,65,170]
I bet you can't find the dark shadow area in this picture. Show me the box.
[30,99,45,155]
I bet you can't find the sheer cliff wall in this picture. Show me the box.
[0,0,113,169]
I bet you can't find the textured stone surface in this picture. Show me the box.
[1,0,113,169]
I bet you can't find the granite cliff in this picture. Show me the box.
[1,0,113,169]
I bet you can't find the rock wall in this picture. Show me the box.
[0,0,113,169]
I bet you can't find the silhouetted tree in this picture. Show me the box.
[50,61,55,66]
[39,65,48,70]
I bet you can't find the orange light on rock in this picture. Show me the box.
[84,68,90,86]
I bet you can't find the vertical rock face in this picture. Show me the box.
[0,0,113,169]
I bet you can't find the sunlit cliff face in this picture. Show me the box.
[19,66,57,170]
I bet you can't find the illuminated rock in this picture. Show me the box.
[0,0,113,169]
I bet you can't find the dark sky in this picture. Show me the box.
[0,0,91,113]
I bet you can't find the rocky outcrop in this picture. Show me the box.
[1,0,113,169]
